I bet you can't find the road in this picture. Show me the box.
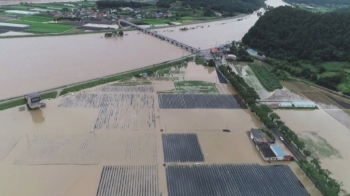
[271,128,305,161]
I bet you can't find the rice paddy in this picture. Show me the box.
[174,81,219,94]
[0,135,21,160]
[14,133,157,165]
[58,93,156,130]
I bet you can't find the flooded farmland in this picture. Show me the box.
[0,61,320,195]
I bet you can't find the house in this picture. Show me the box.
[270,145,285,160]
[226,54,237,60]
[121,7,134,12]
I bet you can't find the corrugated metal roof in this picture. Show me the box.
[270,145,285,157]
[292,101,315,105]
[251,129,265,139]
[279,102,292,107]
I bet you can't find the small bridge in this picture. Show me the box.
[119,19,200,53]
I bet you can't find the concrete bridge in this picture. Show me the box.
[119,19,200,53]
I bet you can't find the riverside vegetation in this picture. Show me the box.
[243,6,350,95]
[218,65,344,196]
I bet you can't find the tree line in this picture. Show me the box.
[96,1,151,9]
[263,58,347,93]
[218,64,344,195]
[284,0,350,5]
[156,0,265,15]
[242,6,350,62]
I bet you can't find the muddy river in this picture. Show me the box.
[0,33,190,100]
[0,0,288,100]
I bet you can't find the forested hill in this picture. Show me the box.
[284,0,350,5]
[156,0,265,14]
[242,6,350,62]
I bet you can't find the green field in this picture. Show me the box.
[300,61,350,93]
[22,16,55,22]
[6,20,75,33]
[297,4,349,13]
[249,64,283,91]
[175,81,219,94]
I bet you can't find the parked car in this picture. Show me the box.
[279,136,284,141]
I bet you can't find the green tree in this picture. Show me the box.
[208,59,216,67]
[295,139,305,150]
[319,67,326,74]
[118,31,124,36]
[303,149,311,157]
[62,7,69,12]
[319,168,331,181]
[311,157,321,170]
[311,74,318,81]
[269,112,280,121]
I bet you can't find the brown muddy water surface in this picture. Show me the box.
[0,33,190,100]
[0,73,320,195]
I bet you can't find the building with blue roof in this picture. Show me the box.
[270,145,285,160]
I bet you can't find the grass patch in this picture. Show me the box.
[0,91,57,111]
[0,99,26,111]
[195,56,206,66]
[6,20,75,33]
[175,81,219,94]
[322,61,350,72]
[22,16,54,22]
[40,91,57,99]
[59,57,193,96]
[299,132,341,158]
[3,5,31,10]
[111,81,152,86]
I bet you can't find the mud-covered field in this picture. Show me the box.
[0,70,320,196]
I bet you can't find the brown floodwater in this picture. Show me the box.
[156,0,289,49]
[0,33,190,100]
[29,109,45,123]
[0,0,288,100]
[184,62,217,83]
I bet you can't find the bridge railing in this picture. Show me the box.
[120,20,200,52]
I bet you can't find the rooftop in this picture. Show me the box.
[270,145,285,157]
[257,143,276,158]
[251,129,265,139]
[292,101,315,104]
[26,92,40,99]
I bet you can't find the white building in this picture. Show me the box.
[270,145,285,161]
[292,101,316,108]
[279,102,292,108]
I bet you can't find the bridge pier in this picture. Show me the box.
[119,19,199,54]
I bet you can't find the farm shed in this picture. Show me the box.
[279,102,292,108]
[250,129,267,144]
[270,145,285,160]
[292,101,316,108]
[256,143,277,161]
